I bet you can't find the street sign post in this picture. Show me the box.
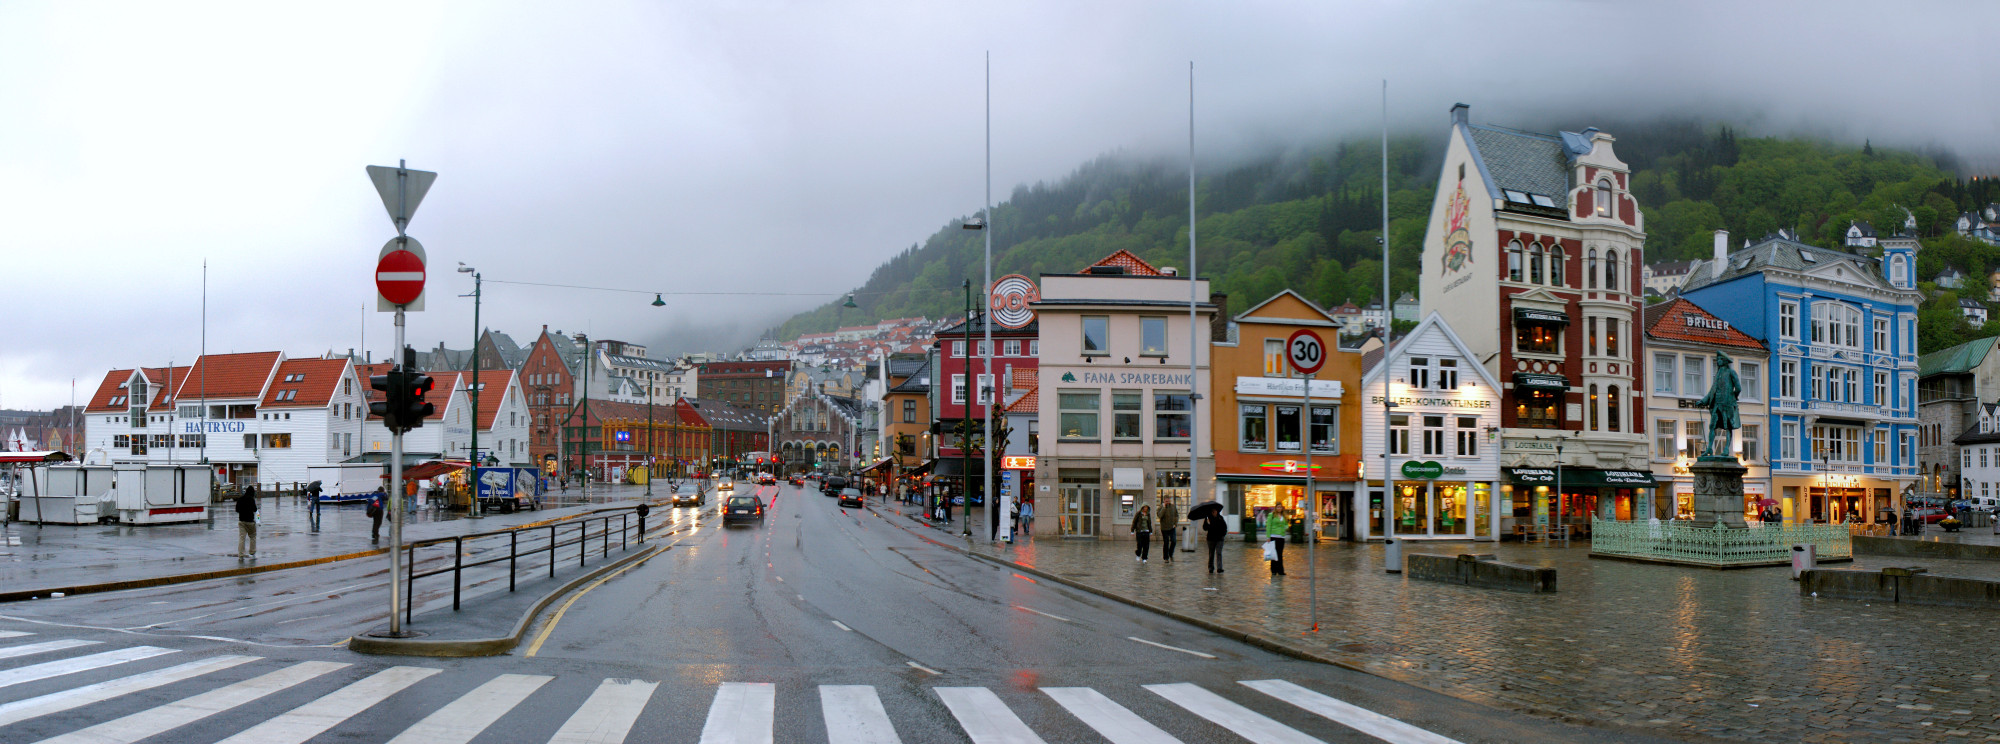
[1288,327,1326,632]
[364,160,436,639]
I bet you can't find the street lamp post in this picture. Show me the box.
[645,380,654,499]
[961,278,974,535]
[458,264,483,518]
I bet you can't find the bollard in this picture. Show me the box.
[1790,543,1816,580]
[1385,538,1403,573]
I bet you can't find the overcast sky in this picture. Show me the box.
[4,1,1995,410]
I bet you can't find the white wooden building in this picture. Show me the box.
[1359,312,1504,541]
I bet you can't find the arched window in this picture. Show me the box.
[1588,384,1600,431]
[1586,249,1598,289]
[1529,243,1545,284]
[1507,241,1523,282]
[1604,250,1620,291]
[1596,179,1613,217]
[1608,386,1622,432]
[1549,245,1565,287]
[1891,255,1907,285]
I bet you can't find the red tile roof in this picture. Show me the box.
[144,366,194,411]
[171,352,282,402]
[1005,385,1038,414]
[1643,298,1767,352]
[85,370,134,412]
[470,370,515,430]
[354,363,457,420]
[1090,249,1163,276]
[261,358,352,408]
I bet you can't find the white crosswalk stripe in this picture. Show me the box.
[386,673,551,744]
[0,655,258,728]
[0,631,33,639]
[214,665,440,744]
[549,678,658,744]
[0,640,99,661]
[1043,686,1182,744]
[700,681,775,744]
[820,684,901,744]
[1243,679,1463,744]
[35,660,348,744]
[936,687,1044,744]
[1145,682,1325,744]
[0,647,176,691]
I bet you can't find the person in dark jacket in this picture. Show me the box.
[1158,502,1180,562]
[1203,512,1228,573]
[235,486,259,557]
[304,481,323,530]
[1131,505,1154,563]
[367,488,386,542]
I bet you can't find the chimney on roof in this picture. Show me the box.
[1209,292,1229,341]
[1713,230,1729,280]
[1450,103,1469,126]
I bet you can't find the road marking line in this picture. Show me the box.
[699,681,775,744]
[1012,606,1072,622]
[820,685,902,744]
[40,660,348,744]
[0,655,257,728]
[386,673,551,744]
[1043,687,1183,744]
[524,546,661,657]
[832,620,853,632]
[1241,680,1461,744]
[798,594,806,601]
[215,666,440,744]
[1127,637,1216,659]
[0,630,31,638]
[0,639,97,660]
[905,661,941,675]
[775,576,784,582]
[1145,683,1323,744]
[936,687,1044,744]
[550,678,659,744]
[0,646,176,691]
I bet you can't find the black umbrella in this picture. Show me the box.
[1185,501,1224,521]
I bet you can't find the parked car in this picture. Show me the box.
[837,488,865,508]
[723,495,764,524]
[671,483,704,507]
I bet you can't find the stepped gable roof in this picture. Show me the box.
[1465,124,1572,205]
[85,370,136,412]
[1680,234,1879,292]
[1919,336,2000,378]
[173,352,283,402]
[1643,298,1766,352]
[1089,249,1163,276]
[261,358,352,408]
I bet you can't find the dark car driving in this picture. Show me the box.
[837,487,864,508]
[820,475,850,496]
[723,495,764,524]
[671,482,704,507]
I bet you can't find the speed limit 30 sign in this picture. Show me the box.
[1287,328,1326,375]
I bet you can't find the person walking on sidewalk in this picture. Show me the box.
[367,488,386,542]
[1264,509,1290,576]
[1131,504,1154,563]
[235,485,259,558]
[1019,499,1034,536]
[1203,511,1228,573]
[1158,501,1180,562]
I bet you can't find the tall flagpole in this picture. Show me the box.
[1381,79,1396,570]
[980,50,995,540]
[200,260,208,468]
[1188,61,1200,539]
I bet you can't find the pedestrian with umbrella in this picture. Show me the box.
[1188,501,1227,574]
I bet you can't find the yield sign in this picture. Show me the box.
[365,164,438,233]
[376,237,427,311]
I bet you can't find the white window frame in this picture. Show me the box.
[1654,353,1676,394]
[1782,422,1799,461]
[1779,301,1798,340]
[1683,354,1706,398]
[1739,362,1761,401]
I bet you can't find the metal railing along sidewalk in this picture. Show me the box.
[397,504,651,626]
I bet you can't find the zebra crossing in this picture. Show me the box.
[0,630,1465,743]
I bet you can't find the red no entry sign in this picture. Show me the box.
[376,244,426,306]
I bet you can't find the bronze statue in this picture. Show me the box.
[1695,351,1741,458]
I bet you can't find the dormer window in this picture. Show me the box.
[1891,255,1908,285]
[1595,180,1612,217]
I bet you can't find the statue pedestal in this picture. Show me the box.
[1689,456,1747,529]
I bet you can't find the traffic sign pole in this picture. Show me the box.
[365,160,435,639]
[1289,328,1325,633]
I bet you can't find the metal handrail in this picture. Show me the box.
[399,505,649,626]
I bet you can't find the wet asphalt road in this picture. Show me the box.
[0,482,1673,743]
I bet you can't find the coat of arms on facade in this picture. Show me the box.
[1441,178,1473,275]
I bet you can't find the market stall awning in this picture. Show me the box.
[0,451,72,464]
[857,457,894,474]
[1504,466,1657,488]
[401,460,470,481]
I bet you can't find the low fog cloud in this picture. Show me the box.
[3,0,1993,408]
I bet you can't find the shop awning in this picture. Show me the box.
[904,458,937,476]
[1514,307,1569,325]
[1504,466,1657,488]
[933,458,986,478]
[857,457,894,474]
[401,460,469,481]
[0,451,71,464]
[1511,373,1569,390]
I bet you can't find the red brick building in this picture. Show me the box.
[520,328,587,469]
[696,360,789,414]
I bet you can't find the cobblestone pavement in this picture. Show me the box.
[876,499,2000,743]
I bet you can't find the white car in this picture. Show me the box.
[716,479,735,492]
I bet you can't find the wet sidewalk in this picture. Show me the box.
[877,499,2000,743]
[0,483,660,594]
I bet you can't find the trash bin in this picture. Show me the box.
[1385,538,1403,573]
[1790,543,1816,579]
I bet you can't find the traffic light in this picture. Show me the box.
[370,369,404,426]
[399,371,435,432]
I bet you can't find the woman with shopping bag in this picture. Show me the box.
[1264,509,1289,576]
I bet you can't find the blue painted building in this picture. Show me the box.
[1679,230,1920,526]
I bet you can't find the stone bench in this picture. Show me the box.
[1408,552,1557,593]
[1801,566,2000,609]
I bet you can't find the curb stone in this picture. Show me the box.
[348,543,664,657]
[0,547,390,604]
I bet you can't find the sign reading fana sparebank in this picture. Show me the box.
[1059,371,1193,386]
